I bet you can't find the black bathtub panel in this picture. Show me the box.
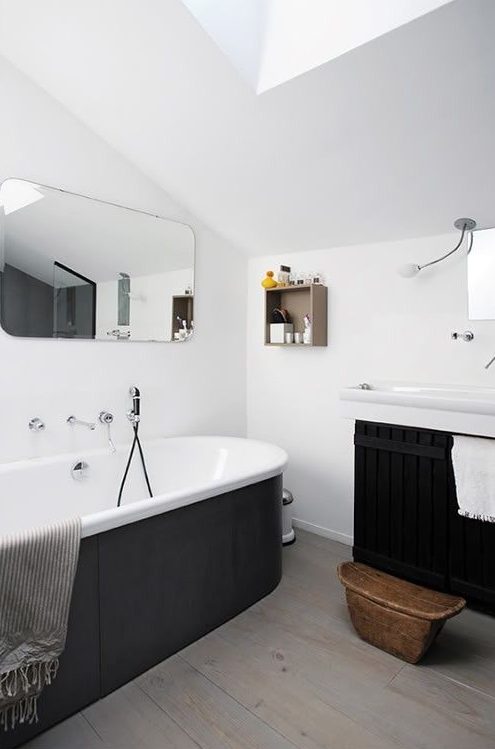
[5,538,101,749]
[98,476,282,695]
[231,475,282,611]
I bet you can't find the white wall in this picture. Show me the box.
[0,56,247,462]
[247,235,495,544]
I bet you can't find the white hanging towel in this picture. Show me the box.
[452,435,495,523]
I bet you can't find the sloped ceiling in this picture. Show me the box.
[181,0,454,93]
[0,0,494,254]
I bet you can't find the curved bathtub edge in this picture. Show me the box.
[82,461,287,538]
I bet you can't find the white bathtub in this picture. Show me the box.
[1,436,288,537]
[1,435,287,747]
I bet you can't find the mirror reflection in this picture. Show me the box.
[468,227,495,320]
[0,179,194,341]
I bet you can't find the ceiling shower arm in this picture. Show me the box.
[418,224,467,271]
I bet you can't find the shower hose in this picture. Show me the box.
[117,422,153,507]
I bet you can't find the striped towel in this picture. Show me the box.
[0,518,81,730]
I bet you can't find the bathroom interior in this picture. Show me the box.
[0,1,494,747]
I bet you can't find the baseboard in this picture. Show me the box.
[292,517,353,547]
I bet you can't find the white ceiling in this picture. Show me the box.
[182,0,454,93]
[0,0,493,255]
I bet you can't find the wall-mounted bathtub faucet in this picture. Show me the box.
[67,415,97,431]
[28,417,46,432]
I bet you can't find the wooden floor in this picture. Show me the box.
[26,530,495,749]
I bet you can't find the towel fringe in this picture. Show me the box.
[458,509,495,524]
[0,659,59,731]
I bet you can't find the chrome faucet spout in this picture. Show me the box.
[485,355,495,370]
[67,415,97,431]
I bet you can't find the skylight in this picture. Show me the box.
[181,0,454,93]
[0,179,44,215]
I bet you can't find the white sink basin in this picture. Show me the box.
[340,382,495,436]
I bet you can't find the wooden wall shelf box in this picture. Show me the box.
[264,284,327,347]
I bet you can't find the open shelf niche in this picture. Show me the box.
[171,295,194,339]
[264,284,327,347]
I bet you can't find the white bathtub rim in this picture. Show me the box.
[0,436,288,538]
[82,466,285,537]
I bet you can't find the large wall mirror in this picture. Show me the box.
[0,179,195,342]
[468,227,495,320]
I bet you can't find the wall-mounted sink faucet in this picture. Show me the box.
[67,415,97,431]
[28,417,46,432]
[451,331,474,342]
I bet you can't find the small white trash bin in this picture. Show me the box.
[282,489,295,545]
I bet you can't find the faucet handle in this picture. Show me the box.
[29,417,46,432]
[99,411,114,424]
[99,412,116,453]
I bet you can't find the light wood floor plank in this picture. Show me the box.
[23,713,104,749]
[387,665,495,748]
[83,680,199,749]
[181,629,405,749]
[137,654,299,749]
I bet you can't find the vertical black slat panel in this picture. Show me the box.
[417,431,433,572]
[354,422,367,550]
[464,517,484,584]
[402,428,419,566]
[376,425,391,556]
[481,521,495,596]
[432,432,449,577]
[390,427,404,562]
[364,423,378,552]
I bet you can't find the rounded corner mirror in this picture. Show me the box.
[0,178,195,342]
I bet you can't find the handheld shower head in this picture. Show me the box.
[128,385,141,422]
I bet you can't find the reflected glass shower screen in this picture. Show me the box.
[53,262,96,339]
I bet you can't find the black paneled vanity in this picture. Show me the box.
[353,421,495,611]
